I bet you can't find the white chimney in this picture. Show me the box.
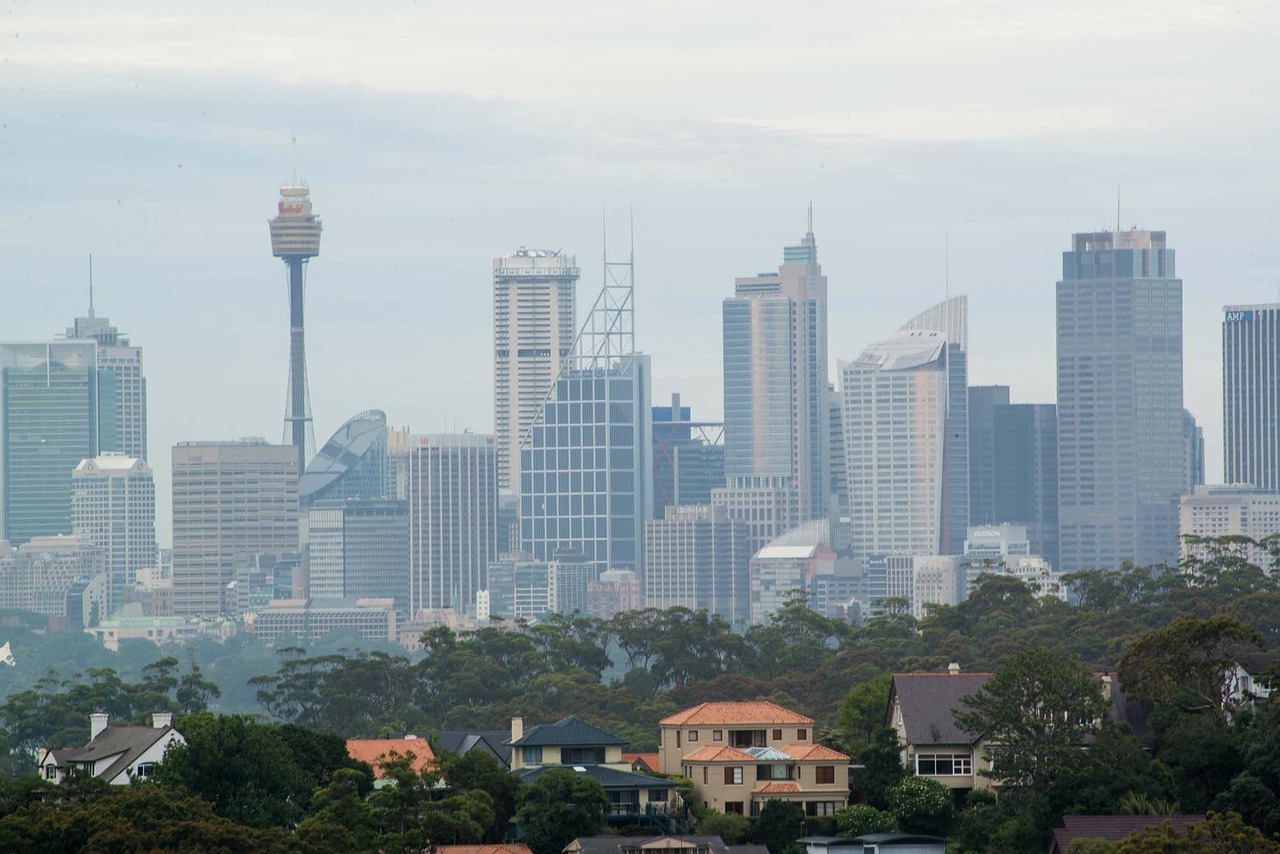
[89,713,109,741]
[511,716,524,743]
[152,712,173,730]
[948,662,961,676]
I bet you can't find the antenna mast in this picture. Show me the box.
[88,254,95,318]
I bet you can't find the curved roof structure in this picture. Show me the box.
[299,410,388,505]
[899,294,967,351]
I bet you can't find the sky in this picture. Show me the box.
[2,1,1279,546]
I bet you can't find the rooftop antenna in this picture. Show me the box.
[944,228,950,299]
[290,130,299,186]
[1116,183,1121,233]
[807,201,813,235]
[88,254,95,318]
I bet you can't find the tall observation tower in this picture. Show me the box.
[268,180,322,473]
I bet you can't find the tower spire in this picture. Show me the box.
[807,201,813,235]
[88,254,95,318]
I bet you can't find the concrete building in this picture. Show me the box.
[968,386,1010,527]
[493,249,579,494]
[307,498,409,611]
[1184,409,1206,492]
[404,433,498,615]
[1057,230,1184,571]
[249,597,396,644]
[960,524,1066,600]
[715,223,829,552]
[170,440,298,617]
[587,568,642,618]
[1223,304,1280,491]
[652,393,725,510]
[644,504,750,625]
[0,534,104,625]
[750,543,838,625]
[71,454,156,615]
[1180,485,1280,569]
[483,551,595,620]
[991,403,1059,569]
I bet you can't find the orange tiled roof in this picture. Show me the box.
[783,743,849,761]
[682,745,758,763]
[660,702,814,726]
[755,781,801,794]
[623,751,661,771]
[346,738,435,779]
[436,846,533,854]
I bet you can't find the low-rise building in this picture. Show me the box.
[38,712,183,785]
[247,597,396,644]
[346,735,435,784]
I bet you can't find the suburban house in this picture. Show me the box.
[38,712,184,785]
[346,735,436,783]
[435,730,512,767]
[1228,652,1277,709]
[623,752,660,773]
[566,834,768,854]
[437,845,532,854]
[509,716,679,819]
[660,702,849,816]
[799,835,947,854]
[1046,815,1204,853]
[886,664,1142,793]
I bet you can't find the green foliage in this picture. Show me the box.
[753,799,806,854]
[1113,811,1280,853]
[885,776,953,836]
[833,803,898,836]
[1065,840,1117,854]
[437,748,524,842]
[696,809,752,843]
[368,752,495,853]
[515,769,610,854]
[1211,773,1280,836]
[851,728,906,809]
[836,674,892,753]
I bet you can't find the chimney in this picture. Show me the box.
[89,713,109,741]
[1101,674,1113,698]
[152,712,173,730]
[947,662,961,676]
[511,716,524,743]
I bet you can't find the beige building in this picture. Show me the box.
[72,454,157,615]
[1180,485,1280,569]
[171,440,298,617]
[660,701,848,816]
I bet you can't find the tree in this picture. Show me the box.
[853,728,907,809]
[885,776,954,837]
[753,799,806,854]
[836,675,892,753]
[1113,811,1280,853]
[833,804,898,837]
[515,769,610,854]
[1211,773,1280,837]
[953,647,1108,801]
[437,748,524,842]
[697,810,752,843]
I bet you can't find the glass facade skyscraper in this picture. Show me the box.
[1223,304,1280,491]
[992,403,1059,569]
[1057,230,1184,571]
[968,385,1010,526]
[652,393,724,512]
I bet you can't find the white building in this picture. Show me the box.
[71,454,156,615]
[39,713,182,785]
[1180,485,1280,570]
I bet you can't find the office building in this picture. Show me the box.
[171,440,298,617]
[66,308,147,461]
[307,498,409,611]
[250,597,396,645]
[1057,230,1184,571]
[828,386,848,515]
[0,340,119,545]
[1184,410,1206,491]
[968,386,1011,526]
[643,504,750,624]
[0,534,104,625]
[588,568,642,618]
[71,454,157,615]
[493,248,579,493]
[652,393,724,510]
[715,222,829,551]
[991,403,1060,569]
[1180,485,1280,570]
[299,410,389,509]
[1223,304,1280,491]
[405,433,498,614]
[482,552,591,620]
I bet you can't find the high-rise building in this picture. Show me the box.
[1183,409,1206,492]
[1223,304,1280,491]
[652,393,724,511]
[1180,485,1280,570]
[840,330,951,564]
[0,340,119,545]
[968,386,1011,526]
[307,498,409,611]
[991,403,1059,569]
[0,534,104,625]
[405,433,498,614]
[643,504,750,624]
[299,410,389,509]
[171,440,299,617]
[493,249,579,494]
[715,221,828,551]
[269,180,323,474]
[71,454,156,615]
[827,386,848,515]
[1057,230,1184,571]
[587,568,642,618]
[66,308,147,461]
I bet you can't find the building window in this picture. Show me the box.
[806,801,838,816]
[725,802,745,815]
[689,731,699,742]
[676,731,681,748]
[649,789,668,803]
[44,765,57,780]
[915,754,972,776]
[133,763,155,779]
[522,746,543,765]
[713,730,723,742]
[724,766,744,785]
[815,765,835,785]
[702,767,708,784]
[772,729,782,741]
[562,747,605,765]
[797,729,808,741]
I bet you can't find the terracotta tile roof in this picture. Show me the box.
[1050,815,1204,853]
[436,845,533,854]
[346,738,435,779]
[782,743,849,761]
[682,745,758,763]
[755,782,801,794]
[622,752,660,771]
[660,702,814,726]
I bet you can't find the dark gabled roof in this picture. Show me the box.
[889,674,992,746]
[1238,651,1279,675]
[511,716,627,747]
[515,765,676,790]
[570,836,742,854]
[1049,815,1204,853]
[435,731,512,767]
[68,725,174,783]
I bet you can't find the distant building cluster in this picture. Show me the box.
[3,182,1277,648]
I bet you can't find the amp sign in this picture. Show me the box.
[1225,310,1254,322]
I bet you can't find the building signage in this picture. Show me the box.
[1225,310,1254,322]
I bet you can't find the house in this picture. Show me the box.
[1046,815,1204,853]
[567,835,768,854]
[346,735,436,782]
[437,845,532,854]
[1229,652,1277,708]
[661,702,848,817]
[509,716,678,818]
[435,730,512,768]
[800,835,947,854]
[38,712,184,785]
[623,752,660,773]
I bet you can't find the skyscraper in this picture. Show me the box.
[652,393,725,511]
[1223,304,1280,491]
[714,220,829,552]
[171,440,299,617]
[493,249,579,494]
[0,340,119,545]
[405,433,498,614]
[71,454,156,615]
[66,308,147,461]
[298,410,389,510]
[269,180,323,474]
[308,498,409,611]
[643,504,750,624]
[1057,230,1184,571]
[968,385,1011,526]
[991,403,1059,569]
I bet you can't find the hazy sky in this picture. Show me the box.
[3,1,1279,545]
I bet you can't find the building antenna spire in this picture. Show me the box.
[807,201,813,234]
[944,228,950,299]
[291,130,298,186]
[1116,182,1121,232]
[88,253,95,318]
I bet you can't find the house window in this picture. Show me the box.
[561,747,605,765]
[44,765,57,780]
[689,730,699,742]
[133,763,156,779]
[797,729,808,741]
[772,729,783,741]
[676,731,682,748]
[815,766,835,784]
[725,802,745,815]
[915,754,972,776]
[757,763,792,780]
[649,789,668,803]
[713,730,723,742]
[522,746,543,765]
[703,767,708,784]
[724,766,744,785]
[806,801,838,816]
